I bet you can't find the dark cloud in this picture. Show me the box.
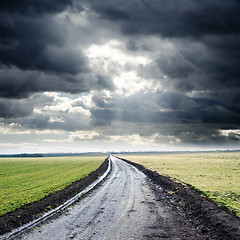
[90,90,237,125]
[88,87,240,145]
[156,53,194,82]
[136,38,240,133]
[0,0,114,99]
[0,68,113,98]
[85,0,240,37]
[0,93,55,119]
[0,0,240,150]
[99,8,129,21]
[86,0,240,93]
[0,90,97,132]
[0,0,73,15]
[20,111,92,132]
[0,12,88,75]
[0,99,33,118]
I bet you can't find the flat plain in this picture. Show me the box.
[118,152,240,218]
[0,156,105,216]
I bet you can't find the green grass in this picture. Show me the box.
[0,156,105,216]
[118,152,240,218]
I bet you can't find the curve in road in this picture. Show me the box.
[14,155,203,240]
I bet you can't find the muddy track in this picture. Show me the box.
[1,155,240,239]
[1,155,205,240]
[119,156,240,240]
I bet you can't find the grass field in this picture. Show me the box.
[0,156,105,216]
[117,152,240,218]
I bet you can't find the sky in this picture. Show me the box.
[0,0,240,154]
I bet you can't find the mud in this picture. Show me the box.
[5,156,206,240]
[1,155,240,240]
[120,157,240,240]
[0,158,109,235]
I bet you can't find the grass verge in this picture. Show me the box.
[117,152,240,218]
[0,156,104,216]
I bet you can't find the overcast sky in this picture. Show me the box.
[0,0,240,153]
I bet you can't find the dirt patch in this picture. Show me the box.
[0,157,109,235]
[119,157,240,240]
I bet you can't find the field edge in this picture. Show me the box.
[119,156,240,240]
[0,157,109,235]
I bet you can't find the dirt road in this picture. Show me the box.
[13,155,206,240]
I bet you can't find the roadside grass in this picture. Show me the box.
[118,152,240,218]
[0,156,105,216]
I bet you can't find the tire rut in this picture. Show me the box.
[6,155,224,240]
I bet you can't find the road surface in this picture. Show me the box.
[16,155,202,240]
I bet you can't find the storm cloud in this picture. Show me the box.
[85,0,240,37]
[0,0,240,153]
[0,0,112,98]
